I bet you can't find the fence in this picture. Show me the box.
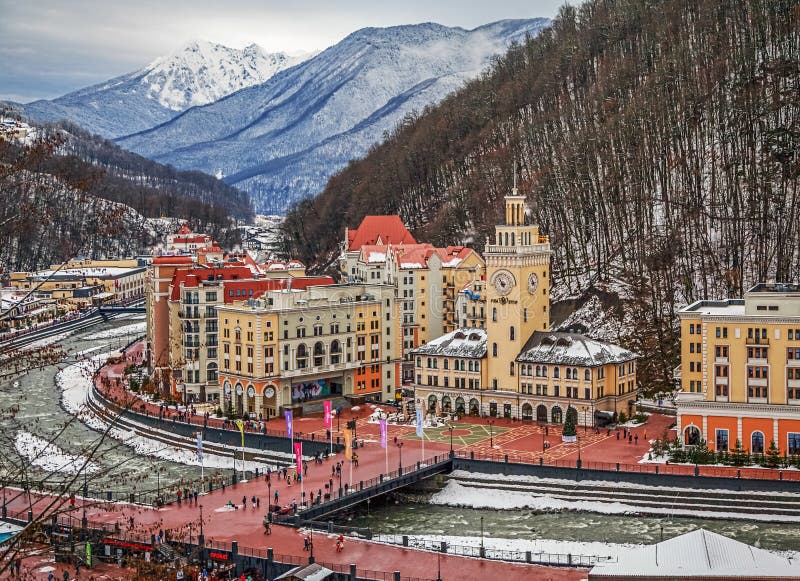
[370,534,607,567]
[451,449,800,482]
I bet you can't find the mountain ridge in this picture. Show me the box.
[14,39,314,138]
[115,18,550,212]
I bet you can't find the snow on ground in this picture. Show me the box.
[430,471,800,522]
[56,355,295,471]
[14,431,100,475]
[20,331,74,351]
[81,322,146,341]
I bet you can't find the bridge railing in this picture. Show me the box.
[370,533,610,568]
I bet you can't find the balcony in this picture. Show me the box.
[788,379,800,389]
[746,337,770,346]
[747,377,768,387]
[714,376,728,386]
[748,397,768,404]
[282,360,360,378]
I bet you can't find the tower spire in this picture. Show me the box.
[512,160,518,195]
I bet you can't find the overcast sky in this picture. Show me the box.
[0,0,566,103]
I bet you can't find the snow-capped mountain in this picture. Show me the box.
[117,19,550,213]
[18,40,313,138]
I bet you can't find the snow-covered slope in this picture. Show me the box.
[117,19,550,213]
[18,40,312,138]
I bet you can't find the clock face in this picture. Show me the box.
[265,387,275,398]
[527,273,539,294]
[247,386,255,398]
[492,270,515,296]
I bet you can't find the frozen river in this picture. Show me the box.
[0,316,223,495]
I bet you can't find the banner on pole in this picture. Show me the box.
[234,419,245,447]
[196,432,203,462]
[415,408,423,437]
[323,400,332,429]
[285,410,293,439]
[294,442,303,475]
[379,418,387,449]
[343,427,353,460]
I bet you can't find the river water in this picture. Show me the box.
[0,316,217,496]
[338,481,800,554]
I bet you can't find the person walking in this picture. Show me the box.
[242,495,247,508]
[274,490,279,505]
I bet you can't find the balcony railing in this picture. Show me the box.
[746,337,770,346]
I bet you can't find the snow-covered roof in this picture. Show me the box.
[32,266,143,279]
[589,529,800,579]
[411,328,486,358]
[516,331,637,367]
[680,299,746,316]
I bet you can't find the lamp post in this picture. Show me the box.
[448,424,454,456]
[397,442,404,475]
[199,504,204,546]
[480,515,484,556]
[81,468,88,529]
[582,406,588,433]
[268,478,272,510]
[488,420,494,449]
[309,525,315,564]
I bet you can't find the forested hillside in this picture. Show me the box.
[282,0,800,392]
[0,119,251,272]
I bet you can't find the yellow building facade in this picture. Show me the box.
[676,283,800,455]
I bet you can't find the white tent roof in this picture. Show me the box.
[590,529,800,578]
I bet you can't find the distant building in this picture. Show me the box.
[676,282,800,455]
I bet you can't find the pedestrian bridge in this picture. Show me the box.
[277,454,454,523]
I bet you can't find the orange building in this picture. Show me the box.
[676,283,800,455]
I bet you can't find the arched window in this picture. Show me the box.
[331,340,341,364]
[684,425,701,446]
[313,341,325,366]
[535,365,541,377]
[553,367,560,378]
[510,326,515,340]
[542,365,548,377]
[565,368,572,379]
[572,367,578,379]
[509,362,515,376]
[551,406,563,424]
[207,362,218,382]
[585,369,591,381]
[497,233,502,245]
[492,308,497,322]
[296,343,308,368]
[521,403,533,420]
[751,431,765,454]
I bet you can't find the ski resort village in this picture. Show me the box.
[1,0,799,579]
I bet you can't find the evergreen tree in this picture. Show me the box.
[765,441,782,469]
[563,406,578,437]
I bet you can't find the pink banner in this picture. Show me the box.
[323,400,332,429]
[379,418,387,449]
[294,442,302,475]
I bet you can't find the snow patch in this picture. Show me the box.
[14,431,100,475]
[81,322,146,341]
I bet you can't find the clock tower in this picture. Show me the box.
[485,185,551,393]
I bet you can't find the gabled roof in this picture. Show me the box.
[411,328,487,358]
[176,224,192,235]
[589,529,800,578]
[347,215,416,250]
[516,331,637,367]
[435,246,473,268]
[398,245,436,269]
[223,276,334,303]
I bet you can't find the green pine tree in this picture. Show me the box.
[765,440,781,469]
[563,406,578,437]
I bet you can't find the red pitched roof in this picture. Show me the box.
[223,276,334,303]
[169,265,254,300]
[177,224,192,235]
[153,255,193,265]
[348,216,416,251]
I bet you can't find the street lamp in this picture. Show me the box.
[582,406,588,433]
[397,442,404,474]
[480,516,484,555]
[488,420,494,449]
[199,504,204,546]
[447,424,454,455]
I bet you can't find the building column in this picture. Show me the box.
[702,415,708,443]
[773,418,779,447]
[737,416,742,444]
[676,414,682,440]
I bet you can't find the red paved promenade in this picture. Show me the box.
[4,340,797,578]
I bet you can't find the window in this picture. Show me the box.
[509,362,515,376]
[492,343,498,357]
[716,429,729,452]
[584,387,590,399]
[584,369,591,381]
[523,308,527,323]
[553,367,560,379]
[510,326,515,341]
[689,324,695,334]
[789,348,800,360]
[789,433,800,456]
[492,308,497,322]
[751,432,765,454]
